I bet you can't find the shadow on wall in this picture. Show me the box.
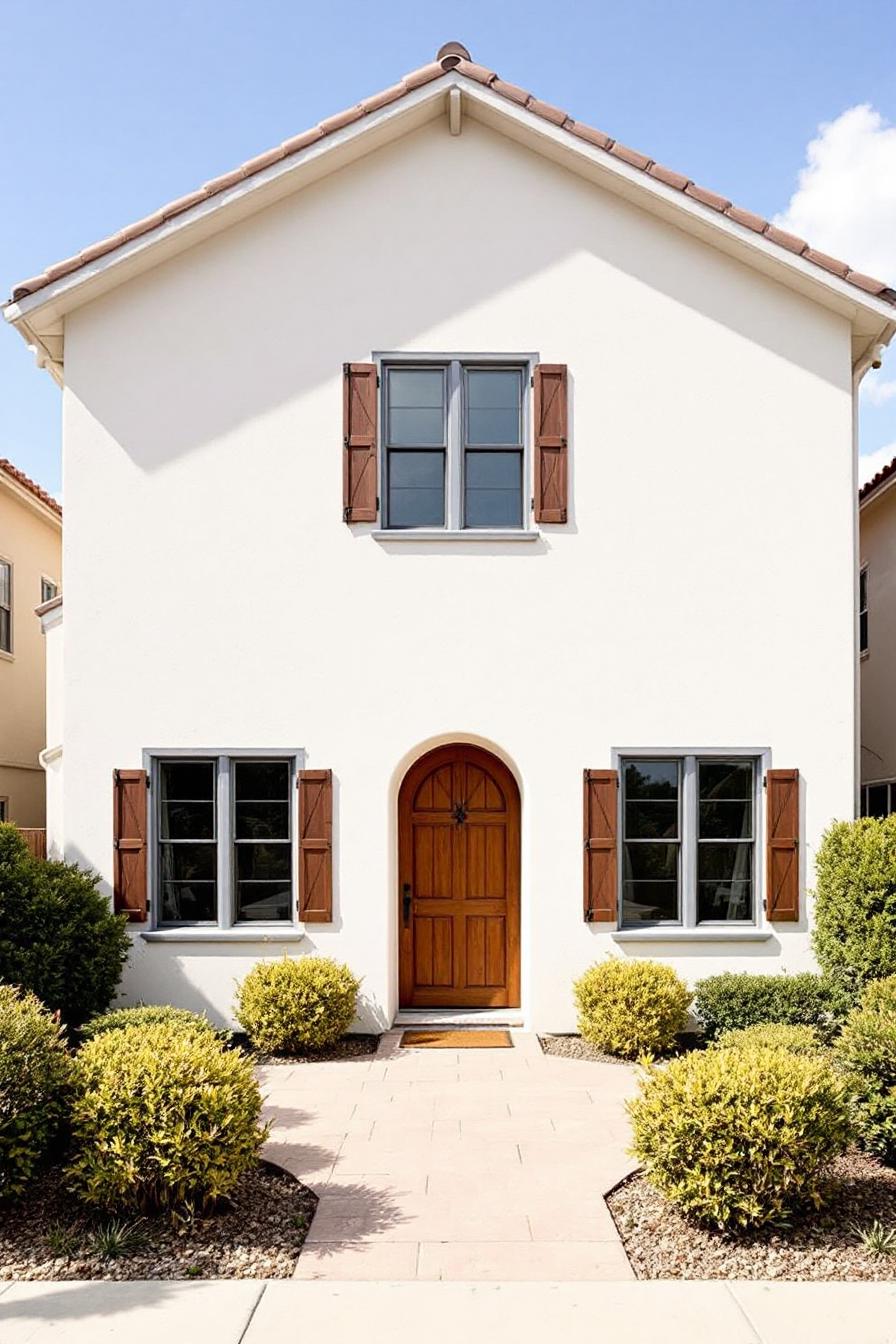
[65,118,848,477]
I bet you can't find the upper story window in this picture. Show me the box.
[41,578,58,604]
[862,780,895,818]
[0,560,11,654]
[860,565,869,654]
[153,753,297,927]
[621,755,759,928]
[383,360,526,530]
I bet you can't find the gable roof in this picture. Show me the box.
[9,41,896,314]
[860,454,896,505]
[0,458,62,521]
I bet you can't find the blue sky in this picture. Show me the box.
[3,0,896,496]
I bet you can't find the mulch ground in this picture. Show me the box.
[607,1152,896,1280]
[235,1033,381,1066]
[0,1161,318,1281]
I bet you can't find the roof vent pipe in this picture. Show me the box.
[437,41,472,70]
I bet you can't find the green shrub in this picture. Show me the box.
[715,1022,823,1055]
[235,956,360,1055]
[573,958,692,1060]
[0,985,71,1199]
[81,1004,219,1042]
[693,971,851,1044]
[0,824,129,1029]
[813,815,896,992]
[834,974,896,1164]
[66,1022,265,1213]
[629,1045,852,1229]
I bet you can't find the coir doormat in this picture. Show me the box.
[399,1029,513,1049]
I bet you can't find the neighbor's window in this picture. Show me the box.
[860,565,869,654]
[41,578,58,604]
[383,360,526,529]
[154,754,297,926]
[0,798,7,823]
[0,560,10,653]
[862,780,896,818]
[621,755,758,927]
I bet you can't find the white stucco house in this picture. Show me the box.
[6,43,896,1032]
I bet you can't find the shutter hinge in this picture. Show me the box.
[343,505,353,523]
[531,496,535,511]
[376,496,380,512]
[113,769,119,784]
[584,907,594,922]
[146,775,150,789]
[530,375,534,388]
[376,374,381,388]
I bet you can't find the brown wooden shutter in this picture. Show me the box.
[113,768,147,922]
[533,363,568,524]
[299,769,333,922]
[343,363,378,522]
[584,769,618,923]
[766,768,800,921]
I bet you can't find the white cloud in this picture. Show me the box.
[775,104,896,281]
[859,444,895,487]
[861,372,896,407]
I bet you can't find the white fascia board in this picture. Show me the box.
[0,471,62,528]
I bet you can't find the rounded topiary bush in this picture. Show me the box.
[235,956,360,1055]
[0,823,129,1029]
[81,1004,219,1042]
[629,1046,851,1229]
[834,974,896,1164]
[0,985,71,1199]
[66,1022,265,1213]
[693,971,851,1044]
[715,1022,823,1055]
[813,815,896,992]
[573,958,691,1060]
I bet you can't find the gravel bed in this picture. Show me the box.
[538,1033,632,1065]
[607,1152,896,1280]
[0,1161,317,1280]
[234,1033,381,1065]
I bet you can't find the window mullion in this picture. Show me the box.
[218,756,232,929]
[448,361,462,529]
[683,757,697,927]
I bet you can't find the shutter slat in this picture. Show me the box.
[584,769,617,923]
[299,769,333,922]
[533,364,568,524]
[343,363,378,522]
[113,768,147,922]
[765,768,800,921]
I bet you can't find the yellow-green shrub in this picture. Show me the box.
[81,1004,219,1041]
[0,986,71,1199]
[573,958,691,1059]
[715,1023,823,1055]
[834,974,896,1164]
[235,956,360,1055]
[629,1046,851,1229]
[66,1022,265,1213]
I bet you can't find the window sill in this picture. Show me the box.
[140,927,307,944]
[371,529,541,543]
[612,928,774,944]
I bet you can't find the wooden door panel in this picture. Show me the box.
[399,744,521,1008]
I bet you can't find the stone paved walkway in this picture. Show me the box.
[260,1031,640,1280]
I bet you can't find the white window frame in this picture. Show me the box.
[862,779,896,818]
[144,747,305,931]
[40,576,58,605]
[374,352,537,532]
[612,747,771,931]
[0,556,12,656]
[859,563,869,656]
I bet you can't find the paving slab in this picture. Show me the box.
[0,1281,263,1344]
[729,1281,896,1344]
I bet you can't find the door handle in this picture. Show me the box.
[402,883,412,925]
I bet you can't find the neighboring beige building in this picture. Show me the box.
[0,458,62,826]
[860,454,896,816]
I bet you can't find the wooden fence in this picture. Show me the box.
[17,828,47,860]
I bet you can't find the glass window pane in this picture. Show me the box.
[234,761,289,801]
[699,799,752,839]
[625,800,678,839]
[388,450,445,527]
[624,842,678,881]
[466,370,522,445]
[624,760,679,801]
[0,562,9,607]
[860,611,869,652]
[161,761,215,802]
[387,370,445,446]
[698,842,753,883]
[464,452,522,528]
[161,881,217,923]
[236,842,291,882]
[237,881,292,922]
[235,801,289,840]
[623,883,679,923]
[0,607,9,654]
[159,841,217,882]
[162,801,215,840]
[867,784,890,818]
[699,762,753,800]
[698,880,752,922]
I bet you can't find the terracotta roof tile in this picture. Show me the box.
[860,454,896,502]
[0,458,62,517]
[8,42,896,311]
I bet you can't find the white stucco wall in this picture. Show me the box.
[39,603,64,859]
[58,117,856,1030]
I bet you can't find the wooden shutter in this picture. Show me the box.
[766,768,800,921]
[343,363,378,522]
[584,769,618,923]
[299,769,333,922]
[113,768,147,922]
[533,364,568,524]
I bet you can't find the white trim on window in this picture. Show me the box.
[0,556,12,657]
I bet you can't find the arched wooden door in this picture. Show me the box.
[398,744,521,1008]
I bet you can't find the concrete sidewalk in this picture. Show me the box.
[1,1280,895,1344]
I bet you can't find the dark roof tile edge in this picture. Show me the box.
[860,454,896,502]
[0,459,62,517]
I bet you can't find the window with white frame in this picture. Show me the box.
[41,577,58,604]
[862,780,896,818]
[382,360,527,530]
[860,565,869,654]
[153,754,299,926]
[0,560,11,653]
[621,755,759,927]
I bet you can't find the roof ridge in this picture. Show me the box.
[7,45,896,309]
[0,458,62,517]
